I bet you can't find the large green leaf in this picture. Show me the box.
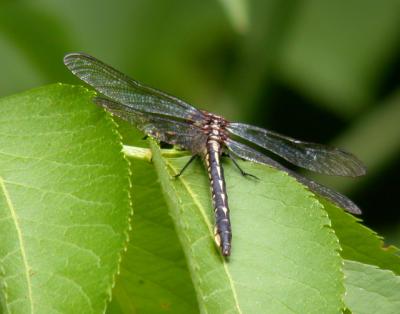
[107,158,198,314]
[344,260,400,314]
[149,141,344,313]
[322,200,400,275]
[5,83,398,313]
[0,84,131,313]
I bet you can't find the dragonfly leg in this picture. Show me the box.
[174,155,197,178]
[227,154,259,179]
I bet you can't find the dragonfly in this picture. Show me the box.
[64,52,366,257]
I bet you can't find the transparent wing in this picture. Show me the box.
[94,97,207,153]
[227,123,366,177]
[225,139,362,214]
[64,52,204,121]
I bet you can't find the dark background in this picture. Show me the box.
[1,0,399,245]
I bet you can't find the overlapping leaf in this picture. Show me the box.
[0,84,131,313]
[149,141,344,313]
[2,84,400,313]
[344,260,400,314]
[107,158,198,314]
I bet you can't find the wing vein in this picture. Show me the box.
[227,122,366,177]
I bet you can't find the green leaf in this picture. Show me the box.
[149,141,344,313]
[344,260,400,314]
[107,158,198,314]
[323,200,400,275]
[0,84,131,313]
[6,83,398,313]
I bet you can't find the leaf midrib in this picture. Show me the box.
[164,158,243,314]
[0,176,34,313]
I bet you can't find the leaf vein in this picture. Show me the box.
[165,159,243,314]
[0,176,34,313]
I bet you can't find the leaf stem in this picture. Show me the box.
[122,145,191,161]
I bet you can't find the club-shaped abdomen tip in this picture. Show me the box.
[214,231,230,256]
[222,246,231,257]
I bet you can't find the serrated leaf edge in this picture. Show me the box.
[294,182,347,313]
[281,171,347,313]
[164,153,346,313]
[57,84,134,312]
[97,108,134,309]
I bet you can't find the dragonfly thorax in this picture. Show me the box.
[199,111,229,144]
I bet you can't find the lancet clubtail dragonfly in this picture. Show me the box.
[64,53,366,256]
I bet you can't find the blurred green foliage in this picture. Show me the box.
[0,0,399,243]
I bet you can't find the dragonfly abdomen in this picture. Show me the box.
[204,139,232,256]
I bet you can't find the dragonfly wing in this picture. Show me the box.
[94,97,207,153]
[64,52,204,121]
[227,122,366,177]
[225,139,362,214]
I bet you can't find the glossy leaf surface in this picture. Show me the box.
[0,84,131,313]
